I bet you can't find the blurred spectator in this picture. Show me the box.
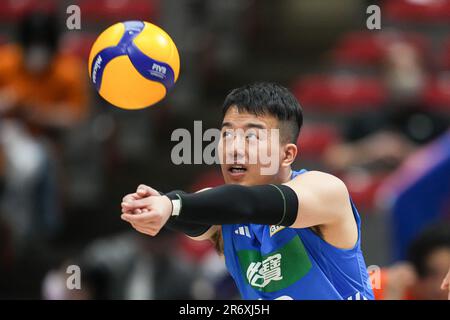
[0,0,448,300]
[324,42,449,173]
[373,223,450,300]
[42,230,232,300]
[0,10,88,256]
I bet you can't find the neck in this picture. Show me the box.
[275,166,293,184]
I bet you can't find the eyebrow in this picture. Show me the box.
[221,122,267,130]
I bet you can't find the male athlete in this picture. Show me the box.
[120,83,375,300]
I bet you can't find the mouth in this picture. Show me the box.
[227,164,248,177]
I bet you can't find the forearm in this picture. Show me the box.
[166,184,298,227]
[165,217,212,237]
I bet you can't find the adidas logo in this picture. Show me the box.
[234,226,251,238]
[346,292,368,300]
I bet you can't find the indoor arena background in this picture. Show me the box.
[0,0,449,299]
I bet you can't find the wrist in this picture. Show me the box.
[161,195,174,217]
[165,190,187,217]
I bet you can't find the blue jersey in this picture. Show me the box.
[222,169,375,300]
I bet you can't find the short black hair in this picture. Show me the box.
[407,223,450,278]
[222,82,303,143]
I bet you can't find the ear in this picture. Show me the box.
[280,143,297,168]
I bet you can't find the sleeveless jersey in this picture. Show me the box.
[222,169,375,300]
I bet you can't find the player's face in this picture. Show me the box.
[218,106,286,186]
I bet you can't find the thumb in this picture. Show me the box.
[136,184,160,197]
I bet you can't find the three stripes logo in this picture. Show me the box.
[346,292,369,300]
[234,226,251,238]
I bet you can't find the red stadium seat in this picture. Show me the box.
[332,32,385,66]
[384,0,450,23]
[332,31,430,67]
[297,123,341,158]
[423,73,450,112]
[79,0,159,23]
[292,74,387,113]
[0,0,55,21]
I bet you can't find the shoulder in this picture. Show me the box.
[291,170,348,196]
[287,170,351,217]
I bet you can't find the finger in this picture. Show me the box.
[122,207,134,214]
[137,184,160,197]
[122,209,133,216]
[131,222,158,234]
[122,193,138,203]
[121,197,152,211]
[121,211,156,223]
[133,208,150,214]
[122,202,137,213]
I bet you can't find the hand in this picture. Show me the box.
[121,184,165,235]
[441,267,450,300]
[121,191,173,237]
[121,184,160,215]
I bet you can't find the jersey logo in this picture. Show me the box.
[234,226,251,238]
[269,225,285,237]
[346,292,369,300]
[246,253,283,288]
[237,236,312,292]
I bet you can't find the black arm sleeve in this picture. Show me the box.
[163,190,212,237]
[166,184,299,227]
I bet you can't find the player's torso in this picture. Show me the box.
[221,170,375,300]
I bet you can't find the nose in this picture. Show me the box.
[223,132,246,164]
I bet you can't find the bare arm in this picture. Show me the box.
[284,171,358,249]
[283,171,352,228]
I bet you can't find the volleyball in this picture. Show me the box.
[88,21,180,110]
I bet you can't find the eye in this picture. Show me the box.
[246,132,258,140]
[222,130,233,139]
